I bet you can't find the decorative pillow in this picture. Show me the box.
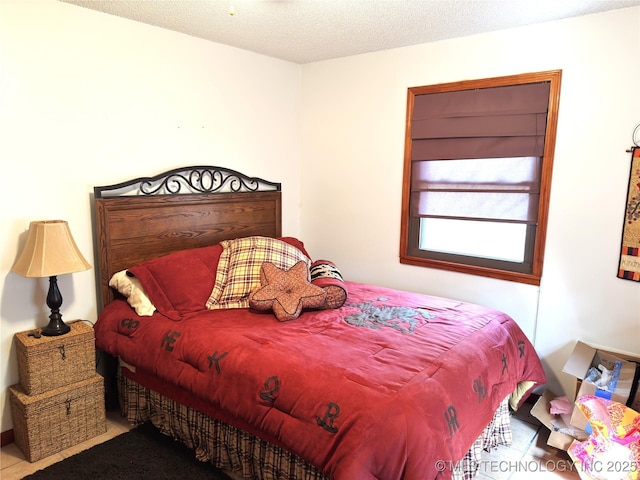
[277,236,312,259]
[310,260,348,309]
[109,270,156,316]
[127,244,223,321]
[249,261,326,321]
[206,236,311,310]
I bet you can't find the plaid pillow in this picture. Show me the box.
[206,236,310,310]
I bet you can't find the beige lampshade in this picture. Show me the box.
[12,220,91,278]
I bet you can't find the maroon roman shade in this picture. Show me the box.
[411,83,550,160]
[410,82,550,225]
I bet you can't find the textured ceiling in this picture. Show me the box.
[60,0,639,64]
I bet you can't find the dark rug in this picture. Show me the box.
[23,422,232,479]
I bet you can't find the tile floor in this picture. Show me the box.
[1,402,581,480]
[475,401,581,480]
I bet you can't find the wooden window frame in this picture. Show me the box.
[399,70,562,286]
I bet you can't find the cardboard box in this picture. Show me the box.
[562,341,639,430]
[629,384,640,413]
[531,390,575,450]
[532,344,640,451]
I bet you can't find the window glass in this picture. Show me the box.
[419,218,528,263]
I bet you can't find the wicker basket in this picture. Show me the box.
[9,374,106,462]
[15,320,95,395]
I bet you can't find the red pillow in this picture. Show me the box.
[127,237,310,321]
[279,236,312,259]
[128,244,223,320]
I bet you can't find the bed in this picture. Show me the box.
[92,166,546,480]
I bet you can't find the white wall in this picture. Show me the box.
[0,0,302,432]
[300,7,640,399]
[1,0,639,435]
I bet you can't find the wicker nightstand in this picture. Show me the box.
[8,320,106,462]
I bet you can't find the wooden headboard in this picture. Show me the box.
[93,166,282,312]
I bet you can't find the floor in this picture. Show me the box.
[1,410,132,480]
[475,401,581,480]
[1,402,581,480]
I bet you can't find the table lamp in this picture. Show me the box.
[12,220,91,336]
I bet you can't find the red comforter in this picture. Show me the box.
[95,281,545,480]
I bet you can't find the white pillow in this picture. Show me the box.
[109,270,156,316]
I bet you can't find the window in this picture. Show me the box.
[400,71,562,286]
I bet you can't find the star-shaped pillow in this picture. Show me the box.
[249,261,326,321]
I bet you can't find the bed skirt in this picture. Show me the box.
[117,370,513,480]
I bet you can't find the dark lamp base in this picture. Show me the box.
[41,319,71,336]
[41,275,71,336]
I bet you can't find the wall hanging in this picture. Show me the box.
[617,124,640,281]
